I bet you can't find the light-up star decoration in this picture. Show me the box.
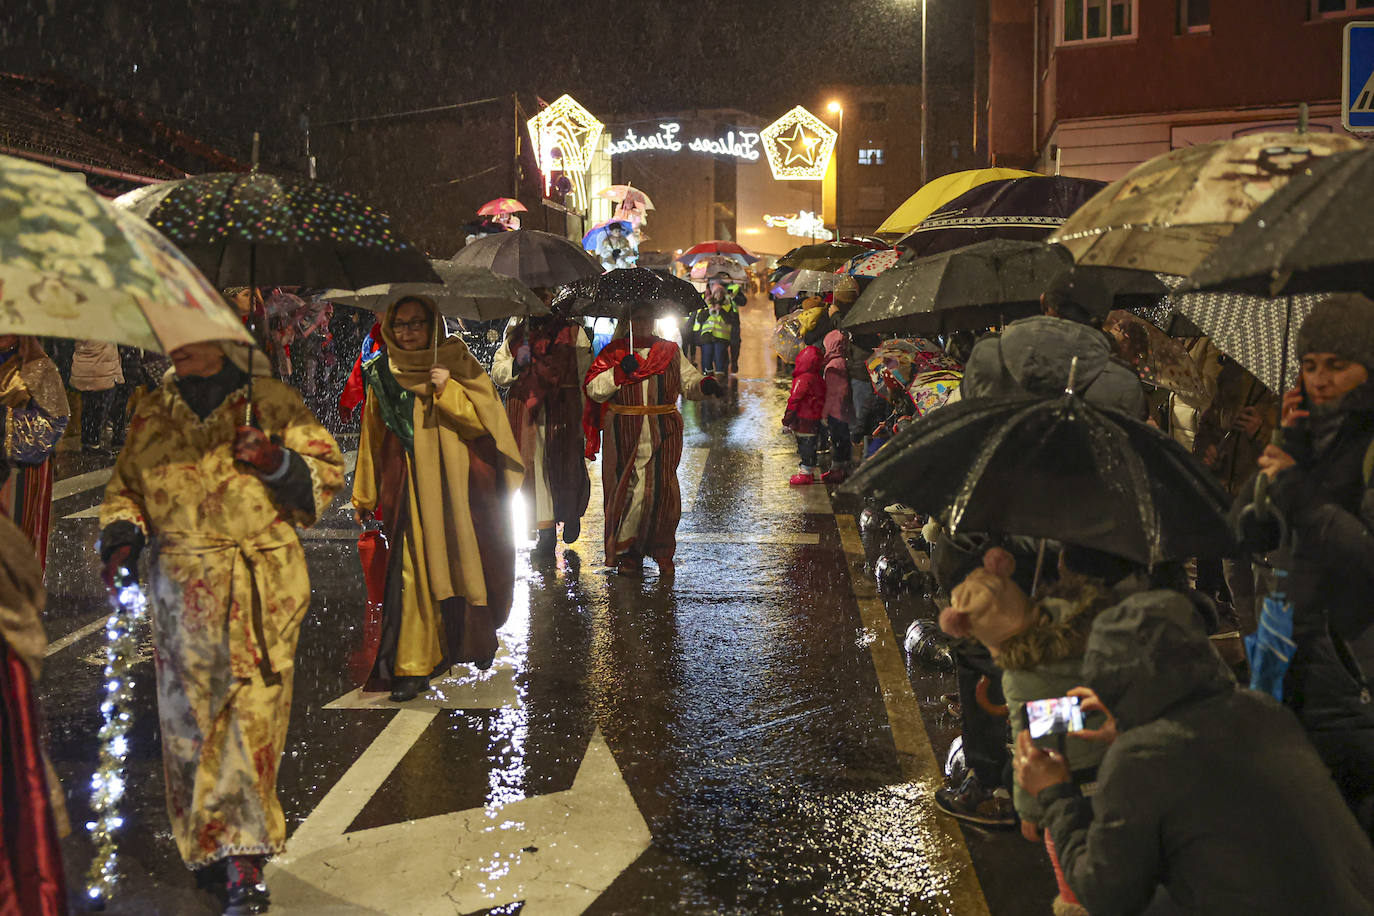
[760,106,837,181]
[526,94,604,210]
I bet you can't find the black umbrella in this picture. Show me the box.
[451,229,602,289]
[896,176,1107,259]
[115,172,438,289]
[777,241,869,271]
[839,239,1060,335]
[555,267,704,318]
[839,386,1234,566]
[1185,148,1374,297]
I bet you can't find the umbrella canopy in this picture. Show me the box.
[1101,310,1208,401]
[321,260,546,320]
[769,268,800,298]
[840,391,1235,565]
[772,311,806,364]
[866,338,959,390]
[555,267,703,319]
[1185,148,1374,297]
[1048,131,1362,277]
[0,155,253,353]
[678,240,758,265]
[1162,288,1328,394]
[837,248,900,279]
[786,269,843,296]
[690,256,747,281]
[838,236,892,251]
[597,185,655,210]
[897,176,1107,259]
[114,171,439,289]
[476,198,528,217]
[582,219,635,253]
[778,241,868,271]
[877,167,1041,235]
[451,228,601,289]
[840,239,1062,336]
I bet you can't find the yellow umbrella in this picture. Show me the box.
[876,167,1040,235]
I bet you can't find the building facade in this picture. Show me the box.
[817,84,925,240]
[989,0,1369,181]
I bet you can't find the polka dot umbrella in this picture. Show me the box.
[114,171,439,291]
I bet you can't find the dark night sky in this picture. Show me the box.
[4,0,922,158]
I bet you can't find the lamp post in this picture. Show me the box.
[827,100,844,238]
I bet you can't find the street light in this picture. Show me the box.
[826,101,844,239]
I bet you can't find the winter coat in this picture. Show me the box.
[69,340,123,392]
[1039,593,1374,916]
[998,578,1114,824]
[962,316,1146,418]
[822,331,855,424]
[1233,395,1374,826]
[784,346,825,434]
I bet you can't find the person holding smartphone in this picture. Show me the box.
[1235,293,1374,837]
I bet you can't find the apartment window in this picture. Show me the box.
[1313,0,1374,16]
[1179,0,1209,32]
[1060,0,1137,44]
[858,102,887,122]
[858,148,885,166]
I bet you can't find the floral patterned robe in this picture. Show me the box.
[0,349,69,569]
[99,377,343,866]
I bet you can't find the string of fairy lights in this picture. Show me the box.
[85,571,149,907]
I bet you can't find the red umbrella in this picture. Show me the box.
[679,240,759,264]
[477,197,528,216]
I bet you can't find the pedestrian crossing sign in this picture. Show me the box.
[1343,22,1374,131]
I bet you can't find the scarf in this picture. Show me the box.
[175,361,250,420]
[581,335,678,459]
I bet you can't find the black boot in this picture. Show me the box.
[389,676,429,702]
[532,527,557,559]
[224,856,270,915]
[562,518,581,544]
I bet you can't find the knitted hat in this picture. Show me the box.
[1296,293,1374,371]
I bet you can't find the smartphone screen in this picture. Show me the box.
[1026,696,1085,739]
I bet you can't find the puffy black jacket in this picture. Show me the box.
[1040,594,1374,916]
[962,316,1147,419]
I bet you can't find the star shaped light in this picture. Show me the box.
[760,106,837,181]
[526,94,604,210]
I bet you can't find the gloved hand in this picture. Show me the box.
[101,545,135,594]
[233,425,285,475]
[701,376,724,398]
[619,353,640,375]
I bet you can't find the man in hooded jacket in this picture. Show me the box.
[960,266,1146,418]
[1016,596,1374,916]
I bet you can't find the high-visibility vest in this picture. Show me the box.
[694,308,730,341]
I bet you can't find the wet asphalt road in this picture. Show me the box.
[36,298,1054,915]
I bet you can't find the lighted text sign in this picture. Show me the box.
[763,211,834,240]
[605,123,761,161]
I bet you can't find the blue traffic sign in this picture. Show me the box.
[1343,22,1374,131]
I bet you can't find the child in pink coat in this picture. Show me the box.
[783,346,826,485]
[821,330,856,483]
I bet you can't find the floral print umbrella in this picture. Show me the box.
[0,155,253,353]
[836,248,900,279]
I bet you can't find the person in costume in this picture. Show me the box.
[596,222,636,271]
[351,297,523,701]
[0,513,68,916]
[97,341,344,913]
[584,302,723,577]
[0,335,69,571]
[491,294,592,559]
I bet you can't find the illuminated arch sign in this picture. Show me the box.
[526,94,604,210]
[605,123,761,161]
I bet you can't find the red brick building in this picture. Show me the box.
[988,0,1371,180]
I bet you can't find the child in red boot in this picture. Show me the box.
[783,346,825,485]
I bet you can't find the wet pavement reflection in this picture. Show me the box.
[38,298,1051,914]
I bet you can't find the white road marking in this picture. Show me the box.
[51,467,113,501]
[323,640,521,711]
[270,729,650,916]
[676,532,819,546]
[44,614,108,657]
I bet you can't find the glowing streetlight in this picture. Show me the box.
[827,100,843,115]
